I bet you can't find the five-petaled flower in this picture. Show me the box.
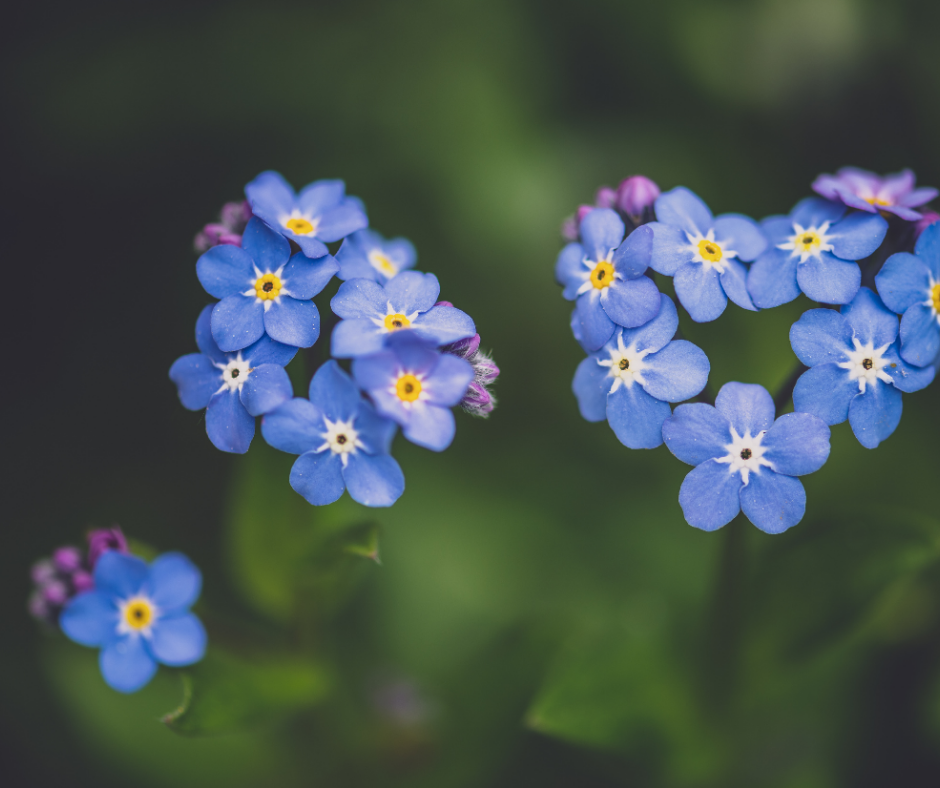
[336,229,417,284]
[812,167,938,222]
[791,288,935,449]
[262,361,405,507]
[245,171,368,259]
[197,217,338,351]
[662,382,831,533]
[648,187,767,323]
[59,551,206,693]
[573,296,710,449]
[748,197,887,308]
[170,305,296,453]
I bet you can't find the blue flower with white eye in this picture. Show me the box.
[59,551,206,693]
[336,229,417,283]
[875,221,940,367]
[330,271,475,357]
[572,296,710,449]
[647,187,767,323]
[748,197,888,309]
[352,332,474,451]
[197,217,338,352]
[245,171,368,259]
[662,383,831,533]
[555,209,661,351]
[169,305,296,453]
[791,288,935,449]
[262,361,404,507]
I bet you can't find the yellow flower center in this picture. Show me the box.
[284,217,315,235]
[864,196,891,207]
[590,261,615,289]
[698,239,723,263]
[369,251,398,278]
[254,273,282,300]
[931,282,940,313]
[797,231,821,253]
[384,313,411,331]
[123,599,154,631]
[395,374,422,402]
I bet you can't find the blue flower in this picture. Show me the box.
[648,187,767,322]
[59,551,206,693]
[352,332,474,451]
[572,296,710,449]
[748,197,887,309]
[555,208,661,351]
[875,221,940,367]
[245,171,368,259]
[336,229,417,283]
[197,217,338,351]
[791,288,936,449]
[330,271,475,357]
[169,305,296,454]
[662,383,831,533]
[262,361,404,507]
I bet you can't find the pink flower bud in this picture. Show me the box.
[72,570,94,593]
[616,175,660,217]
[53,546,82,573]
[87,527,128,568]
[914,211,940,239]
[595,187,617,209]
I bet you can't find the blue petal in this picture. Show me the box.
[264,298,320,348]
[147,553,201,613]
[385,331,440,373]
[385,271,440,314]
[343,453,405,507]
[828,211,888,261]
[309,359,361,421]
[169,354,219,411]
[884,343,936,392]
[747,249,801,309]
[790,196,846,229]
[789,307,853,367]
[354,400,398,455]
[242,334,298,367]
[331,319,384,358]
[412,306,476,345]
[240,217,290,272]
[402,402,456,451]
[579,208,625,260]
[674,262,727,323]
[898,305,940,368]
[606,383,671,449]
[331,278,387,319]
[94,552,149,599]
[290,451,346,505]
[654,187,713,236]
[792,363,857,425]
[617,294,678,354]
[848,382,902,449]
[713,214,766,262]
[336,235,376,282]
[240,364,293,417]
[425,354,475,406]
[914,222,940,278]
[714,382,775,436]
[262,398,324,455]
[601,276,661,329]
[678,460,742,532]
[762,412,831,475]
[555,243,587,300]
[383,238,418,274]
[195,304,226,363]
[316,202,369,243]
[283,253,338,300]
[641,340,710,403]
[296,179,345,215]
[875,253,931,315]
[841,287,898,348]
[150,613,206,667]
[100,635,157,693]
[739,471,806,534]
[196,245,255,299]
[796,254,861,305]
[291,235,330,259]
[760,215,794,246]
[572,356,610,422]
[60,591,117,647]
[719,259,757,311]
[574,291,615,351]
[648,222,693,276]
[352,349,400,393]
[612,224,652,279]
[206,390,254,453]
[245,171,296,216]
[211,296,264,353]
[662,403,733,466]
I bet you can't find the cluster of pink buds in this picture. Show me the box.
[194,200,252,252]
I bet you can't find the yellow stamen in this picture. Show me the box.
[123,599,154,630]
[369,251,398,278]
[384,313,411,331]
[590,261,615,289]
[395,374,422,402]
[798,231,820,252]
[931,282,940,313]
[284,217,315,235]
[254,273,282,301]
[698,240,723,263]
[864,196,892,207]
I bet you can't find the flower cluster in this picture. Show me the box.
[557,168,938,534]
[171,171,498,508]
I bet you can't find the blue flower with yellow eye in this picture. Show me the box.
[245,171,368,259]
[59,551,206,693]
[336,229,417,283]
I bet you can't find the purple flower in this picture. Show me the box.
[812,167,938,221]
[616,175,660,219]
[194,201,251,252]
[87,527,129,568]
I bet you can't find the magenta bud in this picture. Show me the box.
[31,559,57,586]
[576,204,594,223]
[595,186,617,209]
[616,175,660,217]
[561,216,579,241]
[71,570,94,593]
[915,211,940,239]
[87,527,129,568]
[444,333,481,359]
[434,300,454,308]
[220,200,251,229]
[53,546,82,573]
[42,580,69,605]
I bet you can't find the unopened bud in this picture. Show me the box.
[915,211,940,239]
[616,175,660,218]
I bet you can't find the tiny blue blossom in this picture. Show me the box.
[573,296,710,449]
[662,383,831,533]
[336,229,417,283]
[60,551,206,693]
[748,197,888,309]
[169,305,296,454]
[791,287,935,449]
[648,187,767,323]
[875,221,940,367]
[262,361,405,507]
[197,217,338,351]
[245,171,368,259]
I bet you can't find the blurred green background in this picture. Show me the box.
[4,0,940,785]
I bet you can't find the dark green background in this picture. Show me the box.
[4,1,940,785]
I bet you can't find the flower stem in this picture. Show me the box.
[773,361,807,416]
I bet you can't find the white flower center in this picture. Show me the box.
[715,427,773,485]
[924,275,940,325]
[317,416,365,467]
[837,337,893,394]
[241,264,292,312]
[777,222,835,263]
[686,229,736,273]
[216,353,252,393]
[117,594,159,638]
[596,333,652,393]
[575,248,619,296]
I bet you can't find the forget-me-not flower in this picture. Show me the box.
[197,217,338,351]
[352,332,474,451]
[60,551,206,693]
[662,383,831,533]
[169,305,296,453]
[572,296,710,449]
[791,288,936,449]
[336,229,417,283]
[875,221,940,367]
[330,271,475,357]
[262,361,404,507]
[245,171,368,258]
[648,187,767,323]
[747,197,887,308]
[555,209,661,351]
[812,167,938,222]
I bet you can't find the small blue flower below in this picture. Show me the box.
[336,229,417,283]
